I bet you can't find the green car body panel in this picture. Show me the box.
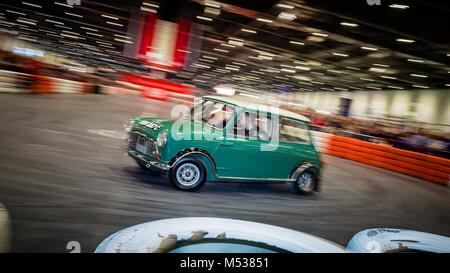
[126,96,322,186]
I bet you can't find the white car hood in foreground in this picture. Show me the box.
[95,217,450,253]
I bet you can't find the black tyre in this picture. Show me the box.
[292,170,316,195]
[169,157,206,191]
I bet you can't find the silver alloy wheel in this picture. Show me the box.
[298,172,313,191]
[176,163,200,187]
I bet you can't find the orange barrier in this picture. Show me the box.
[323,135,449,185]
[32,76,54,93]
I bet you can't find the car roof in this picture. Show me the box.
[202,95,311,123]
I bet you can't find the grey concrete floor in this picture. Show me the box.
[0,94,449,253]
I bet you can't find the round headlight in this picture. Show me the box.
[124,119,135,133]
[156,130,168,148]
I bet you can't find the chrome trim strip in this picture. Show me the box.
[128,150,170,171]
[217,176,295,182]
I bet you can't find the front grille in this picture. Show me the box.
[129,131,158,158]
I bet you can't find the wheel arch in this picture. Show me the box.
[169,148,217,181]
[289,161,321,191]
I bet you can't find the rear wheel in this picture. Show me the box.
[292,170,316,195]
[169,157,206,191]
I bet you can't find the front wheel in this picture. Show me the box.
[169,157,206,191]
[292,170,316,195]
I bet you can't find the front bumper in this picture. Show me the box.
[128,150,170,171]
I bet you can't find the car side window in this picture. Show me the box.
[191,100,235,130]
[279,118,311,145]
[228,111,272,140]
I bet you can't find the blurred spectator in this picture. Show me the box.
[283,105,450,159]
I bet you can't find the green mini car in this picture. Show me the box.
[125,95,323,194]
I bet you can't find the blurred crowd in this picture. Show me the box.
[285,107,450,159]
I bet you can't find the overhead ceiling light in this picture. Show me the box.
[256,18,273,23]
[312,32,328,37]
[204,1,221,9]
[17,19,36,25]
[360,78,375,81]
[102,14,119,20]
[334,87,348,91]
[373,63,390,67]
[332,52,348,57]
[340,22,358,27]
[278,12,296,21]
[346,66,360,70]
[54,2,73,8]
[380,75,397,80]
[295,66,310,71]
[228,40,244,46]
[389,4,409,9]
[114,34,131,39]
[396,38,415,43]
[193,63,211,69]
[289,41,304,46]
[22,2,42,8]
[203,55,218,60]
[81,26,98,32]
[241,28,257,33]
[307,36,325,42]
[225,66,239,71]
[86,32,102,37]
[412,84,429,89]
[221,43,235,48]
[232,62,246,66]
[96,41,113,45]
[277,3,295,9]
[407,58,425,63]
[143,2,159,8]
[369,67,387,73]
[308,61,322,66]
[106,21,123,27]
[45,19,64,25]
[410,73,428,78]
[65,12,83,18]
[115,38,133,44]
[327,69,343,74]
[196,16,212,21]
[204,7,220,16]
[388,85,403,89]
[259,55,273,60]
[213,48,228,53]
[311,81,325,85]
[7,10,27,16]
[361,46,378,51]
[366,86,381,90]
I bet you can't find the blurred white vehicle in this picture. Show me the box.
[95,217,450,253]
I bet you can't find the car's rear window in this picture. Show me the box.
[279,118,311,145]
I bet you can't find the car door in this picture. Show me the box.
[212,110,281,180]
[271,118,318,179]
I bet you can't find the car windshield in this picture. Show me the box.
[190,100,236,130]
